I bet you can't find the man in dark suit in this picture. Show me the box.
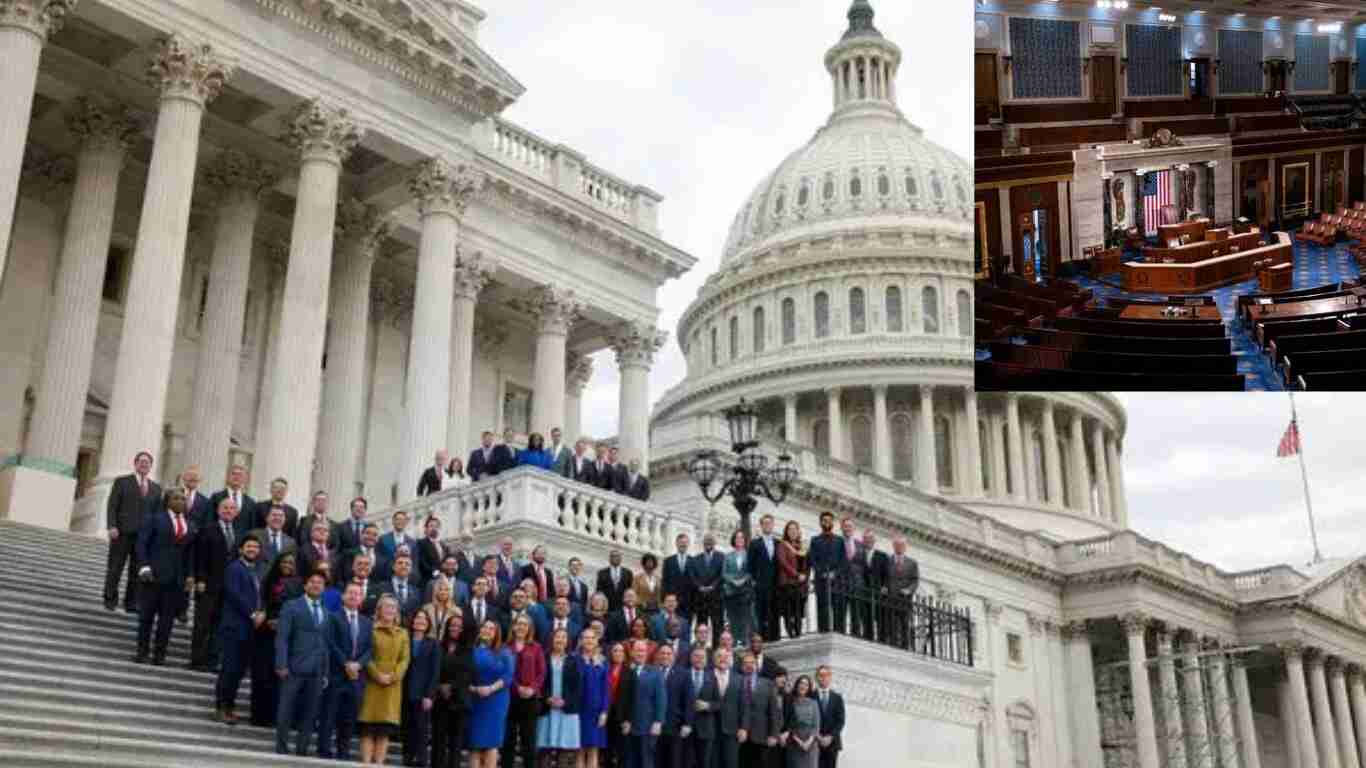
[134,488,195,665]
[251,477,299,537]
[548,427,573,477]
[560,438,593,483]
[379,553,422,623]
[519,544,554,604]
[318,582,373,760]
[344,551,384,618]
[886,537,920,650]
[614,458,651,501]
[180,465,213,531]
[342,523,387,584]
[607,589,643,646]
[688,534,725,634]
[613,639,667,768]
[297,516,338,586]
[600,445,625,493]
[658,615,691,669]
[501,586,549,644]
[746,634,782,680]
[274,571,330,756]
[490,427,518,475]
[191,496,245,671]
[859,530,891,643]
[709,647,743,768]
[566,556,591,607]
[747,514,780,642]
[475,556,508,609]
[807,511,846,635]
[652,644,681,768]
[662,533,692,621]
[736,651,782,767]
[415,515,449,589]
[104,451,161,612]
[539,595,581,649]
[252,505,296,579]
[215,533,264,724]
[466,430,497,481]
[677,645,718,767]
[464,575,501,635]
[208,463,254,538]
[377,509,416,564]
[336,496,370,553]
[417,449,448,497]
[491,535,520,592]
[296,490,339,551]
[813,665,845,768]
[839,518,865,638]
[590,441,615,491]
[596,549,635,612]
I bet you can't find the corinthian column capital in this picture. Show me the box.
[607,320,668,369]
[285,98,362,165]
[146,34,233,106]
[408,156,484,219]
[19,144,73,200]
[452,252,495,300]
[0,0,77,39]
[65,97,140,154]
[522,285,582,336]
[205,149,277,201]
[333,197,392,255]
[1120,611,1152,636]
[566,351,594,393]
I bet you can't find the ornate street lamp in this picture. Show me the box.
[687,398,799,541]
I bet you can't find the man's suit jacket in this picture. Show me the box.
[687,550,724,601]
[887,553,919,598]
[606,607,646,645]
[614,473,650,501]
[812,688,845,752]
[550,445,574,478]
[519,562,555,603]
[538,615,582,650]
[296,513,339,550]
[107,474,161,534]
[751,654,781,680]
[651,610,686,643]
[613,665,667,731]
[568,456,597,486]
[863,549,891,591]
[184,490,213,531]
[324,609,373,685]
[417,466,444,497]
[341,546,389,585]
[298,542,339,584]
[666,664,697,733]
[346,579,384,618]
[275,595,329,677]
[250,501,299,539]
[208,488,255,532]
[681,669,720,739]
[467,446,496,482]
[712,671,743,735]
[493,555,520,592]
[565,575,590,606]
[595,566,635,612]
[136,507,196,586]
[807,533,846,580]
[378,578,423,622]
[746,536,779,595]
[589,461,615,492]
[658,636,691,669]
[737,674,781,741]
[416,538,450,586]
[337,517,369,553]
[251,529,297,578]
[376,530,416,562]
[219,558,261,643]
[489,444,516,476]
[662,553,692,615]
[463,598,502,635]
[194,517,239,594]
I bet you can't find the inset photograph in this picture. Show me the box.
[973,2,1365,391]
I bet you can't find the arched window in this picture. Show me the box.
[1032,430,1047,503]
[781,298,796,345]
[931,171,945,201]
[822,175,835,202]
[935,414,954,489]
[886,286,903,332]
[774,191,785,215]
[849,287,866,334]
[878,172,891,196]
[979,421,992,493]
[814,291,830,338]
[922,286,940,334]
[850,415,873,469]
[798,179,811,208]
[710,326,718,367]
[905,170,918,197]
[956,290,972,337]
[752,306,766,354]
[1058,437,1071,507]
[728,315,738,359]
[1001,421,1013,495]
[892,413,914,481]
[849,173,862,199]
[813,419,830,455]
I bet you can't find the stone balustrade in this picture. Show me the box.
[1058,531,1239,599]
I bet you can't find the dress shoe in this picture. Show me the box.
[132,652,148,664]
[104,601,116,611]
[223,707,239,726]
[151,654,166,667]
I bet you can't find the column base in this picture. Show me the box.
[0,463,78,531]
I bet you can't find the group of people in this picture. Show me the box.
[100,447,870,767]
[417,427,651,502]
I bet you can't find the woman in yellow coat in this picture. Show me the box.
[359,594,410,764]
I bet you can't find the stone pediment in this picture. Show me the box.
[1298,556,1366,625]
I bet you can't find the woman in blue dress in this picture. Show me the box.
[575,627,610,768]
[467,619,514,768]
[536,627,582,763]
[517,432,555,471]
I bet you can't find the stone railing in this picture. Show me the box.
[370,466,676,558]
[1227,564,1307,599]
[1057,531,1240,600]
[489,120,553,180]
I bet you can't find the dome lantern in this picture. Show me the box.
[825,0,901,114]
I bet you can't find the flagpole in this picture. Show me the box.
[1289,391,1323,565]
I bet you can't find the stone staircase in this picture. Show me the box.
[0,520,408,766]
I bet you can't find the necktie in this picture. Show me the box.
[223,521,234,552]
[694,671,701,690]
[173,513,185,541]
[354,520,362,540]
[312,600,322,626]
[349,612,358,655]
[398,582,407,604]
[138,476,146,496]
[476,601,484,624]
[626,608,633,625]
[821,691,828,711]
[744,675,752,708]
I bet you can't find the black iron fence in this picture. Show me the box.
[808,575,975,667]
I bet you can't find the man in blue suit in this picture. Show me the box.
[489,427,518,475]
[466,430,497,481]
[746,514,780,641]
[318,582,372,760]
[135,488,196,666]
[613,638,668,768]
[275,571,330,756]
[687,533,725,635]
[379,552,422,624]
[215,533,263,724]
[653,644,681,768]
[677,645,718,768]
[376,508,415,562]
[807,511,847,634]
[538,595,581,649]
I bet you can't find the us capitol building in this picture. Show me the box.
[3,1,1366,768]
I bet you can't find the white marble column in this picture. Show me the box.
[1004,394,1025,501]
[1156,631,1189,768]
[26,99,137,475]
[1232,660,1264,768]
[1041,400,1063,507]
[1123,612,1162,768]
[1069,415,1090,514]
[0,0,75,280]
[526,286,582,441]
[1282,674,1307,768]
[783,393,799,445]
[96,36,231,490]
[1286,644,1324,768]
[1347,666,1366,768]
[1062,621,1104,767]
[564,352,593,443]
[1308,651,1343,768]
[1182,636,1213,768]
[917,385,937,495]
[183,150,275,491]
[313,199,389,501]
[446,254,494,452]
[1207,647,1240,768]
[608,320,665,469]
[1107,435,1128,526]
[988,410,1007,499]
[397,158,480,501]
[1021,419,1038,503]
[254,99,360,503]
[1328,660,1361,768]
[872,385,891,478]
[1091,421,1112,522]
[963,386,982,496]
[826,387,844,461]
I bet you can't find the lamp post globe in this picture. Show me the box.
[691,399,799,542]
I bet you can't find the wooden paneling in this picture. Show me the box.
[975,129,1004,154]
[1215,96,1284,115]
[1235,114,1301,133]
[1350,147,1363,204]
[1092,56,1116,113]
[1142,118,1230,137]
[1276,153,1317,217]
[1009,182,1062,277]
[975,53,1000,125]
[1335,61,1350,96]
[976,188,1003,275]
[975,152,1076,186]
[1003,101,1112,124]
[1122,236,1292,293]
[1018,123,1128,148]
[1121,96,1284,119]
[1234,130,1366,157]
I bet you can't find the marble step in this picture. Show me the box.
[0,726,375,768]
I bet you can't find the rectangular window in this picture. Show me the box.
[1009,17,1081,99]
[1011,730,1031,768]
[1007,632,1024,665]
[102,245,128,303]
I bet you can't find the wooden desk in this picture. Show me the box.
[1259,262,1293,293]
[1122,233,1293,294]
[1245,288,1366,322]
[1119,305,1223,321]
[1092,247,1121,274]
[1139,232,1261,264]
[1158,219,1210,244]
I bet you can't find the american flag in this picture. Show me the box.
[1142,169,1171,237]
[1277,420,1301,457]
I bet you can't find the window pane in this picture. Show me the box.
[892,414,914,480]
[753,306,766,353]
[850,416,873,469]
[729,316,738,359]
[922,286,940,333]
[782,298,796,345]
[814,291,830,338]
[710,327,718,366]
[849,287,866,334]
[886,286,903,332]
[935,415,954,488]
[957,290,972,337]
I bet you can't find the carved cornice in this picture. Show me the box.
[1063,563,1241,615]
[1120,611,1151,635]
[409,156,484,219]
[65,97,140,156]
[0,0,76,39]
[518,285,582,336]
[452,252,495,300]
[1278,640,1306,661]
[1059,620,1090,642]
[284,98,362,165]
[607,320,668,371]
[204,149,278,201]
[1026,614,1045,636]
[146,34,233,106]
[834,668,984,725]
[334,197,393,256]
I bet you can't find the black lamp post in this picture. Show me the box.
[686,397,800,542]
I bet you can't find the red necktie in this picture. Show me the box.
[173,514,185,541]
[537,567,546,601]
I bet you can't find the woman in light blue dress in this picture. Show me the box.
[722,528,756,646]
[536,627,582,760]
[466,620,514,768]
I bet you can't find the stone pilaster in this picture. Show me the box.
[1121,612,1161,768]
[96,35,231,493]
[564,351,593,443]
[526,285,583,439]
[255,98,360,503]
[917,384,937,495]
[183,150,275,493]
[872,384,891,478]
[783,393,799,446]
[963,386,982,496]
[607,319,666,469]
[1091,421,1112,521]
[0,0,76,278]
[1069,414,1090,514]
[1041,400,1063,507]
[1327,659,1360,768]
[314,198,389,502]
[446,252,494,452]
[825,387,844,461]
[1004,393,1024,501]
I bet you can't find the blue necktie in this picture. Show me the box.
[312,601,321,626]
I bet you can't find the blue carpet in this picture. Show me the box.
[1066,240,1361,391]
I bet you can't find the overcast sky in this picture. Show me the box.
[1114,393,1366,574]
[478,0,972,437]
